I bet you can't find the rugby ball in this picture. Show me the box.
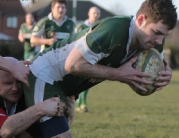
[133,48,164,96]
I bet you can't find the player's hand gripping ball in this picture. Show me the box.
[133,48,164,96]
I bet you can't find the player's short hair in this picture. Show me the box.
[25,13,34,17]
[136,0,177,30]
[25,13,34,20]
[51,0,67,8]
[0,57,18,75]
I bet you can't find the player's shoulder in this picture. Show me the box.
[91,16,133,36]
[98,16,132,28]
[20,23,26,29]
[21,23,26,26]
[78,23,87,28]
[66,17,75,24]
[36,16,49,27]
[75,23,88,32]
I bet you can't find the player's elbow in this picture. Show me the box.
[65,63,75,74]
[65,61,81,75]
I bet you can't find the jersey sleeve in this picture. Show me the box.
[75,23,85,33]
[0,108,8,128]
[32,18,46,37]
[75,18,126,65]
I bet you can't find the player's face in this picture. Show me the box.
[0,71,22,104]
[26,14,34,25]
[137,17,170,50]
[52,2,67,19]
[89,8,101,23]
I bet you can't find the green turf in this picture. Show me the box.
[71,70,179,138]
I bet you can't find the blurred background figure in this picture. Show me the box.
[18,13,38,61]
[75,6,101,32]
[30,0,75,51]
[75,6,101,113]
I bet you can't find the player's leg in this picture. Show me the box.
[65,96,75,126]
[80,89,89,112]
[51,131,72,138]
[26,121,44,138]
[40,80,71,137]
[40,116,71,138]
[23,72,71,137]
[16,131,33,138]
[80,89,88,106]
[75,93,82,112]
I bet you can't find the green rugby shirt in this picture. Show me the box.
[19,23,36,60]
[30,16,164,96]
[32,13,75,50]
[75,19,94,32]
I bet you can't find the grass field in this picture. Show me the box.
[71,70,179,138]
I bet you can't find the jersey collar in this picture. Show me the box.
[25,22,36,30]
[48,12,68,27]
[3,100,17,116]
[84,19,94,27]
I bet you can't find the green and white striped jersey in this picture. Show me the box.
[29,16,164,96]
[19,23,36,60]
[75,19,94,32]
[32,13,75,49]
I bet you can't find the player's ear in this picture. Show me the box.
[137,14,146,27]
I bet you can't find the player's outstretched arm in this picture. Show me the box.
[155,59,172,91]
[0,97,66,138]
[65,47,153,92]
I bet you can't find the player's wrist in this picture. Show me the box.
[8,62,17,74]
[109,68,118,81]
[35,102,45,117]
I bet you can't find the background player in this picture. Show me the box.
[75,6,101,113]
[18,13,38,61]
[30,0,75,51]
